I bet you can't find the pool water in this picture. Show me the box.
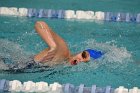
[0,0,140,88]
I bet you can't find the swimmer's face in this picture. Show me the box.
[70,51,90,65]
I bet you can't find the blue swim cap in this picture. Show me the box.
[86,49,103,59]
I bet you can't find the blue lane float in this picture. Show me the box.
[0,79,9,92]
[0,79,140,93]
[104,12,126,22]
[63,84,75,93]
[136,13,140,23]
[0,7,140,23]
[27,8,65,18]
[27,8,38,17]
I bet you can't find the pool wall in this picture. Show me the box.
[0,7,140,23]
[0,79,140,93]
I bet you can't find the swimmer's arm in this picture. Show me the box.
[35,21,56,50]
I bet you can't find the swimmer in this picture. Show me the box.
[1,21,104,71]
[33,21,104,66]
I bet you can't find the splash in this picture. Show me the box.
[0,39,31,70]
[84,39,132,63]
[69,39,133,72]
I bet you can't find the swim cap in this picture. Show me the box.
[86,49,103,59]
